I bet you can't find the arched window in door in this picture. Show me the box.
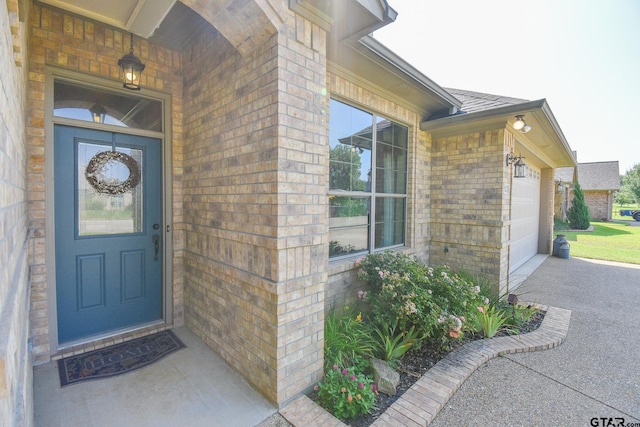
[53,80,162,132]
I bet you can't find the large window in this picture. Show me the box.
[329,99,408,259]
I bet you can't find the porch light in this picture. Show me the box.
[118,33,145,90]
[506,153,527,178]
[89,103,107,124]
[513,115,531,133]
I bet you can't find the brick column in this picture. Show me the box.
[273,13,328,403]
[181,5,328,405]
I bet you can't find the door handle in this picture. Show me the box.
[152,234,160,261]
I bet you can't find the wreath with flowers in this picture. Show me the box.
[85,151,141,195]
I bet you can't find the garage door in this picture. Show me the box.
[509,167,541,272]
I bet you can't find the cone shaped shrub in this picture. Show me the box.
[567,182,590,230]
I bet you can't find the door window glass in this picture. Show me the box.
[54,80,162,132]
[77,141,144,235]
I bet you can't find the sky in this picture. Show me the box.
[374,0,640,175]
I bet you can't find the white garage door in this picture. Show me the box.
[510,168,541,272]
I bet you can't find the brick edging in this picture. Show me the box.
[280,305,571,427]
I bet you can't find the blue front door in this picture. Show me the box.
[54,125,163,344]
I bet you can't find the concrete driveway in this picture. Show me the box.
[430,256,640,426]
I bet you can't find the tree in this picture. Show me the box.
[614,188,635,206]
[329,145,366,191]
[621,163,640,205]
[567,182,590,230]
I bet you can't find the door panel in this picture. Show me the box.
[55,125,162,344]
[509,167,541,272]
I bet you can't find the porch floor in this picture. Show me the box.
[33,327,278,427]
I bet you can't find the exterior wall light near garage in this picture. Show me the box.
[118,33,146,90]
[506,153,527,178]
[513,115,532,133]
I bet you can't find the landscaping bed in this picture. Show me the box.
[312,251,546,426]
[342,310,545,427]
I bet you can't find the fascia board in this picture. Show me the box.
[420,99,547,131]
[357,36,462,110]
[422,99,577,168]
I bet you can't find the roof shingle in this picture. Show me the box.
[445,88,530,114]
[577,161,620,191]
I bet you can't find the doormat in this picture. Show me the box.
[57,330,185,387]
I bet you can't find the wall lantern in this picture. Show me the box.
[89,103,107,124]
[513,115,531,133]
[118,33,145,90]
[506,152,527,178]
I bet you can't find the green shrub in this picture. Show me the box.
[356,252,489,346]
[356,252,439,339]
[476,304,510,338]
[316,365,377,420]
[323,306,376,372]
[554,217,571,231]
[503,304,539,328]
[374,319,423,369]
[567,182,590,229]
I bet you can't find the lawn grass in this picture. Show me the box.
[555,221,640,265]
[612,202,640,220]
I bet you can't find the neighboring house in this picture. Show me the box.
[554,165,576,220]
[555,161,620,221]
[0,0,576,423]
[578,162,621,221]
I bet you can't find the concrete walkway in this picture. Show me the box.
[429,256,640,426]
[34,327,279,427]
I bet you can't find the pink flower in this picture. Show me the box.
[358,382,364,389]
[477,306,486,314]
[350,375,357,381]
[333,365,339,371]
[357,290,368,299]
[342,369,348,375]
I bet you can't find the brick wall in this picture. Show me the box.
[554,183,570,221]
[1,0,32,425]
[584,190,612,221]
[27,2,185,361]
[325,72,430,309]
[540,168,555,255]
[181,9,328,404]
[429,130,511,294]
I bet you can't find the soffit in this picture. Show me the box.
[329,36,460,119]
[290,0,395,38]
[421,100,577,169]
[41,0,459,118]
[38,0,177,38]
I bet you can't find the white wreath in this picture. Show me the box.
[85,151,141,195]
